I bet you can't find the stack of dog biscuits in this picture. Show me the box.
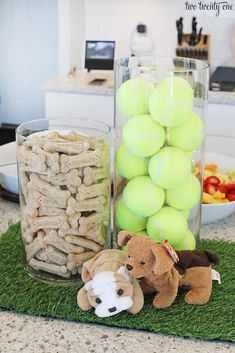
[18,130,110,279]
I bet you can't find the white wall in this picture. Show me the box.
[0,0,58,125]
[58,0,85,75]
[83,0,235,71]
[71,0,85,69]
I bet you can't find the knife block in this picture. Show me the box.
[176,34,210,62]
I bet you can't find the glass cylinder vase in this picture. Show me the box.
[16,118,111,284]
[114,56,209,250]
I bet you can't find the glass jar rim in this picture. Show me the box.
[115,56,209,73]
[16,117,111,142]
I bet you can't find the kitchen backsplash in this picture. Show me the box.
[79,0,235,71]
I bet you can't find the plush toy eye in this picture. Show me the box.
[128,255,130,258]
[117,288,124,296]
[95,298,102,304]
[140,260,145,265]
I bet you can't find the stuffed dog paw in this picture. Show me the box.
[118,231,219,309]
[77,249,144,317]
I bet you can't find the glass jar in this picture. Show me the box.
[114,57,209,250]
[16,118,111,284]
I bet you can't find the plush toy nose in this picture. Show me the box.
[126,264,133,271]
[108,306,117,313]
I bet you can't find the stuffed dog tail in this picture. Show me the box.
[203,250,219,264]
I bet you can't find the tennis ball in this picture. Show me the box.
[174,230,196,250]
[122,114,165,157]
[115,144,148,180]
[147,206,187,246]
[115,199,147,232]
[149,76,193,127]
[123,176,165,217]
[181,209,190,219]
[148,147,191,189]
[168,112,205,151]
[165,174,201,210]
[116,78,154,118]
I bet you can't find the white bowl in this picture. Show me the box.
[0,142,18,195]
[0,164,18,194]
[201,152,235,224]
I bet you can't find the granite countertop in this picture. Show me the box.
[42,72,235,105]
[0,197,235,353]
[42,71,114,97]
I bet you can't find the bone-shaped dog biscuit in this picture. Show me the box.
[65,235,102,253]
[76,180,109,201]
[19,169,29,202]
[28,174,70,208]
[39,169,82,187]
[36,245,68,266]
[32,145,60,173]
[78,213,103,234]
[24,190,42,218]
[44,230,84,254]
[38,206,64,217]
[18,146,47,173]
[79,223,106,245]
[58,227,80,238]
[37,194,65,209]
[29,258,71,278]
[83,167,108,186]
[44,140,90,155]
[68,186,77,195]
[25,232,46,261]
[60,149,103,173]
[66,196,105,215]
[22,228,35,244]
[67,251,95,272]
[57,225,105,246]
[68,212,81,229]
[30,213,69,233]
[79,212,103,227]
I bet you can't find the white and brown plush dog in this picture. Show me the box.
[77,249,144,317]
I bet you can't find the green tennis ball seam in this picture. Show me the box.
[122,115,165,157]
[159,99,192,127]
[169,112,205,151]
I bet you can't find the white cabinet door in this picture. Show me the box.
[45,92,114,127]
[205,103,235,138]
[0,0,58,125]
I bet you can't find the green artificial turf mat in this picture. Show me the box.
[0,223,234,342]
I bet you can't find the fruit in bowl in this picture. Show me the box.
[202,164,235,204]
[199,152,235,225]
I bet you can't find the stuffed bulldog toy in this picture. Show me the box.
[77,249,144,317]
[118,231,219,309]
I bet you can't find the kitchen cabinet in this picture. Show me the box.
[45,91,114,127]
[44,76,235,137]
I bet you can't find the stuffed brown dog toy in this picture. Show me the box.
[77,249,144,317]
[118,231,219,309]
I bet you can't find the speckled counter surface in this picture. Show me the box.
[0,197,234,353]
[42,73,235,105]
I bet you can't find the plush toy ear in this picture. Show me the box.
[77,286,92,311]
[81,259,93,283]
[81,252,103,282]
[117,231,136,246]
[128,279,144,314]
[150,244,174,276]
